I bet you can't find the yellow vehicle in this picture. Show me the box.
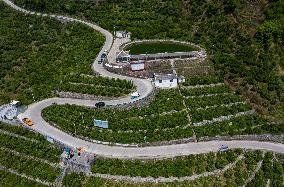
[22,118,33,126]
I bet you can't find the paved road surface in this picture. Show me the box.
[3,0,284,159]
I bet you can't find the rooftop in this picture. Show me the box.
[154,73,178,81]
[116,50,130,57]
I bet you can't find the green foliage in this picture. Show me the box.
[0,123,62,186]
[62,150,282,187]
[91,150,240,177]
[0,2,134,105]
[125,42,197,55]
[185,94,243,109]
[255,20,283,46]
[63,172,85,187]
[247,152,284,187]
[181,84,230,96]
[0,149,61,182]
[9,0,284,120]
[58,74,135,97]
[191,103,252,123]
[0,133,62,162]
[183,75,223,86]
[195,115,284,137]
[41,89,195,143]
[0,122,46,141]
[0,170,47,187]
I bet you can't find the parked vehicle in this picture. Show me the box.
[219,145,229,152]
[22,118,33,126]
[131,92,140,99]
[95,102,105,108]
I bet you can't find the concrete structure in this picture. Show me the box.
[116,50,130,63]
[154,73,178,89]
[0,101,19,121]
[131,51,204,61]
[60,147,95,173]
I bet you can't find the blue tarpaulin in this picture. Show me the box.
[94,119,108,128]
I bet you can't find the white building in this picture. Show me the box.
[114,31,132,39]
[154,73,178,89]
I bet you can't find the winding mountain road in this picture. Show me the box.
[3,0,284,159]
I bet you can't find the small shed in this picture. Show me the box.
[116,50,130,63]
[154,73,178,89]
[130,60,145,71]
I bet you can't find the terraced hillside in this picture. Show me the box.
[0,122,63,186]
[42,59,283,145]
[0,2,135,105]
[63,150,283,186]
[13,0,284,122]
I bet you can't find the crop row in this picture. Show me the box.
[0,170,47,187]
[247,152,283,187]
[191,104,252,123]
[182,75,223,86]
[62,151,282,187]
[0,149,61,182]
[185,94,243,109]
[43,113,193,144]
[181,84,230,96]
[194,115,284,137]
[58,83,132,97]
[64,74,134,89]
[111,112,188,131]
[63,151,276,187]
[187,151,264,186]
[0,122,46,142]
[42,89,185,128]
[92,150,241,177]
[47,88,184,120]
[0,133,62,162]
[44,106,188,131]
